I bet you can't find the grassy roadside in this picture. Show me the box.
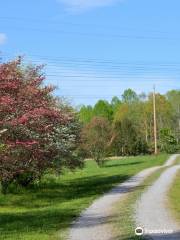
[175,156,180,165]
[168,156,180,224]
[111,167,166,240]
[0,154,168,240]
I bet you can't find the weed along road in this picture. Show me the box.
[69,155,179,240]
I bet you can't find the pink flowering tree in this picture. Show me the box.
[0,58,82,193]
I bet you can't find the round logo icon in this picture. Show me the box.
[135,227,144,236]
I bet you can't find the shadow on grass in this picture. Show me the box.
[9,174,130,207]
[0,174,130,236]
[104,161,142,168]
[0,208,75,234]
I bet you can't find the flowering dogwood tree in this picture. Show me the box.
[0,58,82,193]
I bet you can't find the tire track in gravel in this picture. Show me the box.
[68,155,179,240]
[135,156,180,240]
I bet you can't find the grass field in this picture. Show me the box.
[0,154,168,240]
[168,158,180,223]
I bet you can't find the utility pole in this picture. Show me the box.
[153,85,158,155]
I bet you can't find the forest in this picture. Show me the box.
[79,87,180,163]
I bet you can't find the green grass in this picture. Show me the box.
[168,158,180,223]
[0,154,168,240]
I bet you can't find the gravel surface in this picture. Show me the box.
[164,154,180,167]
[68,155,178,240]
[135,155,180,240]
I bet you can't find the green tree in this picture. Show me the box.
[166,90,180,143]
[112,104,148,155]
[79,88,179,157]
[79,105,93,124]
[122,89,139,104]
[93,100,113,121]
[112,118,148,156]
[160,128,178,153]
[111,96,121,113]
[81,117,111,166]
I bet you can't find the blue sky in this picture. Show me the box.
[0,0,180,106]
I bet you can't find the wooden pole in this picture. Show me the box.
[153,85,158,154]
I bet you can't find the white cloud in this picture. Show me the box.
[57,0,120,12]
[0,33,7,45]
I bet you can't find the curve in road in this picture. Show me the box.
[68,155,179,240]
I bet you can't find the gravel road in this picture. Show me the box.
[68,155,179,240]
[135,156,180,240]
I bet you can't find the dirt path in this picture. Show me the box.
[68,155,179,240]
[135,158,180,240]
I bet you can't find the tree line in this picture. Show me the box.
[79,88,180,164]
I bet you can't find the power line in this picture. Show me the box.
[1,54,180,81]
[2,52,180,67]
[46,75,179,80]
